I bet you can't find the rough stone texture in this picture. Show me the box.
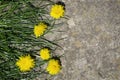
[37,0,120,80]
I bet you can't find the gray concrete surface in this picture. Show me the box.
[36,0,120,80]
[50,0,120,80]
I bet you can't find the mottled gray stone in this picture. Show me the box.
[35,0,120,80]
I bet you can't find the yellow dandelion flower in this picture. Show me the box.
[50,4,65,19]
[34,22,47,38]
[16,55,35,72]
[40,48,50,60]
[46,59,61,75]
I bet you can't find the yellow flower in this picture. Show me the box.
[40,48,50,60]
[34,22,47,38]
[46,59,61,75]
[16,55,35,72]
[50,4,65,19]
